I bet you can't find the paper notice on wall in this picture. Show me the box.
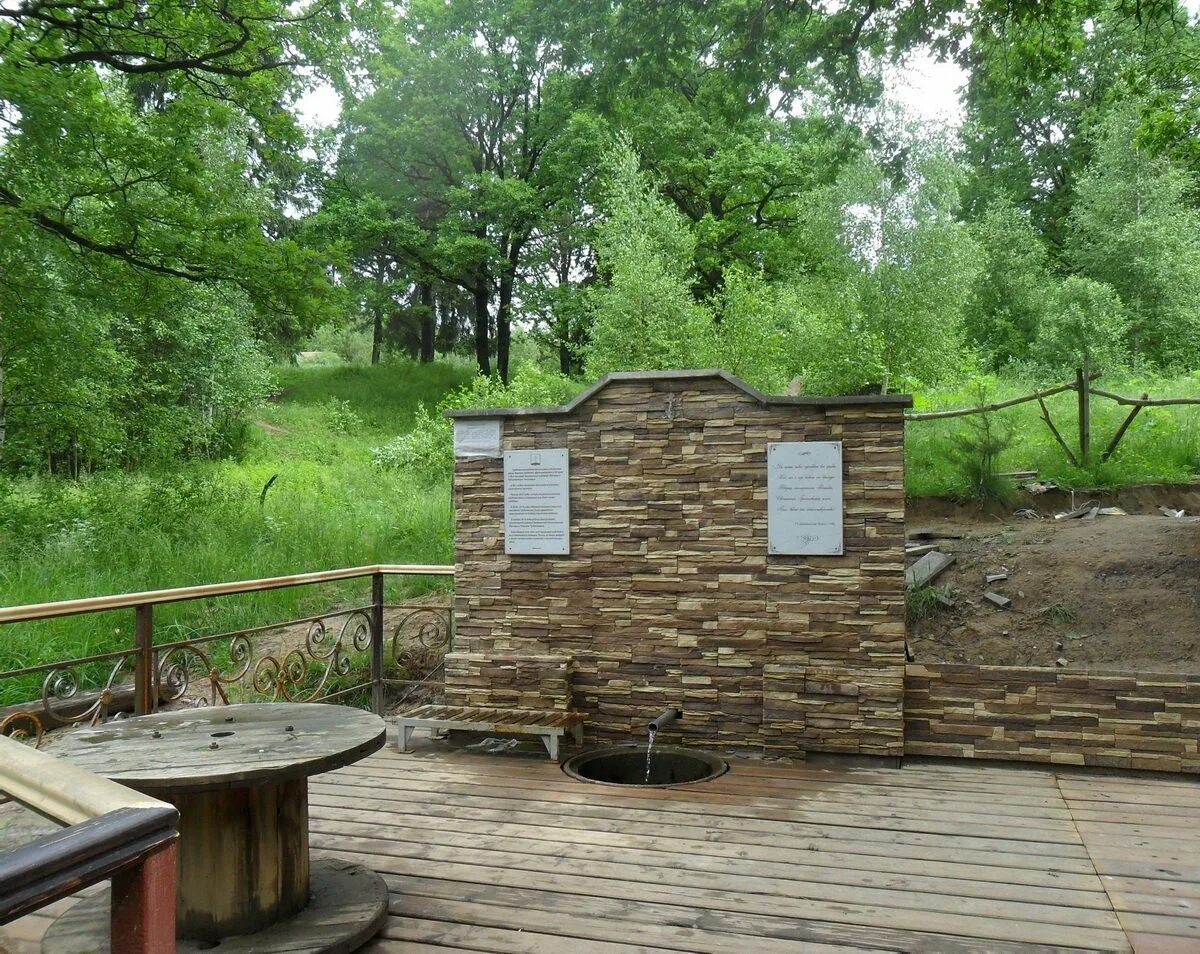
[453,418,503,457]
[504,448,570,555]
[767,441,844,555]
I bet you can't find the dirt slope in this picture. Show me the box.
[906,514,1200,672]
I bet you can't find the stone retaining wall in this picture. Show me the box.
[905,663,1200,773]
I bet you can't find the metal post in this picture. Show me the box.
[134,604,153,716]
[109,838,177,954]
[370,573,385,715]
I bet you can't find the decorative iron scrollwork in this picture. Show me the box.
[0,654,131,747]
[251,611,372,702]
[0,710,44,746]
[158,634,253,706]
[391,606,452,682]
[158,611,373,706]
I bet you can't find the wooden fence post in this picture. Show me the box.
[134,604,153,716]
[109,838,177,954]
[370,573,385,716]
[1077,360,1091,464]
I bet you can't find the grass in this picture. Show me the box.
[0,358,474,702]
[905,372,1200,497]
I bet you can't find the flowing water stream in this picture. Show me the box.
[644,726,657,783]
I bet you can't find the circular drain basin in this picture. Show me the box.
[563,745,728,787]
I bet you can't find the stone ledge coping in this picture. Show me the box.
[445,369,914,419]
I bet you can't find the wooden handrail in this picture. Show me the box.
[0,735,179,942]
[0,563,454,625]
[0,805,177,923]
[0,735,168,826]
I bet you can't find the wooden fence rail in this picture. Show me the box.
[904,368,1200,465]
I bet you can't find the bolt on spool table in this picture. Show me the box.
[40,703,388,954]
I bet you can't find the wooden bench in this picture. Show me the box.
[396,705,585,761]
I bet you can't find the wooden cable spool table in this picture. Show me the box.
[40,703,388,954]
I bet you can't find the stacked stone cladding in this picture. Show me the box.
[443,654,571,711]
[448,371,910,754]
[906,663,1200,773]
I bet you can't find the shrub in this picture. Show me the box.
[371,365,582,481]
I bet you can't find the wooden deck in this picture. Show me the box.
[6,740,1200,953]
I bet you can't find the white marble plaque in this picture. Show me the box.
[767,441,844,555]
[453,418,502,458]
[504,449,570,555]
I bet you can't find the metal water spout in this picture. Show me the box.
[647,708,682,734]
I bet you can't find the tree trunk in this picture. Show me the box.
[371,267,384,365]
[497,272,513,385]
[371,302,383,365]
[473,280,491,376]
[418,282,435,363]
[495,237,525,385]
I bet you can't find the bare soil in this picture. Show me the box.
[906,504,1200,673]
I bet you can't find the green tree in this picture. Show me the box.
[584,149,715,378]
[964,199,1059,369]
[827,144,982,393]
[1066,103,1200,369]
[954,2,1199,250]
[1035,275,1130,373]
[341,0,605,381]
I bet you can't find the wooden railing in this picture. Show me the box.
[0,735,179,952]
[905,367,1200,465]
[0,564,456,743]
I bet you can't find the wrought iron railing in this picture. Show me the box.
[0,564,454,745]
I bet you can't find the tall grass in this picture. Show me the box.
[0,359,473,697]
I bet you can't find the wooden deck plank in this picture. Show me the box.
[333,759,1081,822]
[378,914,680,953]
[308,815,1113,906]
[309,826,1122,930]
[306,796,1105,889]
[339,753,1079,805]
[384,892,894,954]
[309,786,1101,874]
[15,742,1200,953]
[311,775,1089,851]
[391,746,1068,796]
[361,866,1123,953]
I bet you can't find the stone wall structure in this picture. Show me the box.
[906,663,1200,773]
[446,370,911,755]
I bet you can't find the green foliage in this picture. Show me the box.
[371,364,582,481]
[908,372,1200,497]
[1065,103,1200,370]
[584,146,716,378]
[709,270,802,394]
[906,584,946,627]
[1042,602,1078,626]
[0,275,273,472]
[785,140,982,395]
[305,324,376,365]
[1035,277,1130,373]
[942,389,1019,502]
[964,199,1059,369]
